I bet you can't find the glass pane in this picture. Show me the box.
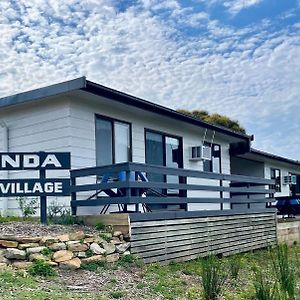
[146,132,164,166]
[145,131,164,183]
[145,132,165,209]
[166,137,180,194]
[95,118,112,166]
[114,122,130,163]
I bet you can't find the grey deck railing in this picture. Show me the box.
[70,162,275,215]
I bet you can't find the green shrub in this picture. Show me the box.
[201,255,227,300]
[0,215,28,223]
[81,261,106,271]
[85,249,93,257]
[99,233,112,242]
[48,201,76,225]
[95,222,105,231]
[228,255,243,280]
[28,260,56,277]
[110,291,125,299]
[40,247,53,257]
[271,244,296,300]
[18,197,38,219]
[118,254,135,266]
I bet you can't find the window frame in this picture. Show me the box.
[95,114,132,165]
[144,128,184,169]
[270,168,281,194]
[203,143,222,173]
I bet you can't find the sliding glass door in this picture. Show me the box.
[145,130,185,210]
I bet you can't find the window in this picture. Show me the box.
[203,144,221,173]
[95,116,131,166]
[289,173,300,196]
[270,168,281,194]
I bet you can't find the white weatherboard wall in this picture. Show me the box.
[69,94,232,215]
[264,161,300,198]
[0,92,235,215]
[0,97,72,215]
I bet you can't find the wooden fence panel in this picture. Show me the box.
[130,211,277,264]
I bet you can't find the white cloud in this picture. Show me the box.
[0,0,300,159]
[224,0,263,15]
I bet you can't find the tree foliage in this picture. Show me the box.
[177,109,246,134]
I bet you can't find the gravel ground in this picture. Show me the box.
[0,222,99,237]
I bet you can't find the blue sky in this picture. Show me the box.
[0,0,300,159]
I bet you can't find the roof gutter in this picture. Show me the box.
[0,77,87,109]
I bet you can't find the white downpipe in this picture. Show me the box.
[0,121,9,213]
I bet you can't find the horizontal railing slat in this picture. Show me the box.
[71,181,274,194]
[71,196,274,207]
[71,162,275,185]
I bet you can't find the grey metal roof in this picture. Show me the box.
[249,148,300,167]
[0,76,251,141]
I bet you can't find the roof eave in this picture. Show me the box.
[250,148,300,167]
[0,77,87,109]
[84,80,251,142]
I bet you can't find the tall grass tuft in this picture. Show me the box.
[271,244,296,300]
[253,267,278,300]
[228,255,243,281]
[201,255,227,300]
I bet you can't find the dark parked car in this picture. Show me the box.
[275,197,300,216]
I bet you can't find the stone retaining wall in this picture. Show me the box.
[277,219,300,246]
[0,230,131,270]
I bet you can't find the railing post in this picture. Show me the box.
[247,183,250,209]
[71,175,77,216]
[123,169,131,213]
[220,179,223,210]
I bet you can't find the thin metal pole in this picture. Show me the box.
[40,169,47,224]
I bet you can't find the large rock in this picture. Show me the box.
[0,235,40,243]
[81,255,105,264]
[106,253,120,263]
[26,246,46,254]
[67,242,88,252]
[0,250,9,264]
[110,237,122,245]
[102,241,116,255]
[69,231,85,241]
[57,234,69,242]
[28,253,48,261]
[116,242,130,254]
[12,261,33,269]
[49,242,66,251]
[40,236,59,245]
[59,258,81,270]
[4,248,26,260]
[94,237,106,245]
[15,236,41,243]
[18,243,40,250]
[76,252,87,258]
[0,240,18,248]
[53,250,73,263]
[122,251,131,256]
[83,237,95,244]
[113,231,123,237]
[90,243,106,255]
[0,262,8,268]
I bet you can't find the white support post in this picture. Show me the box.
[0,122,9,214]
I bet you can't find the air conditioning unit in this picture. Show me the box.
[283,175,297,185]
[189,145,212,161]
